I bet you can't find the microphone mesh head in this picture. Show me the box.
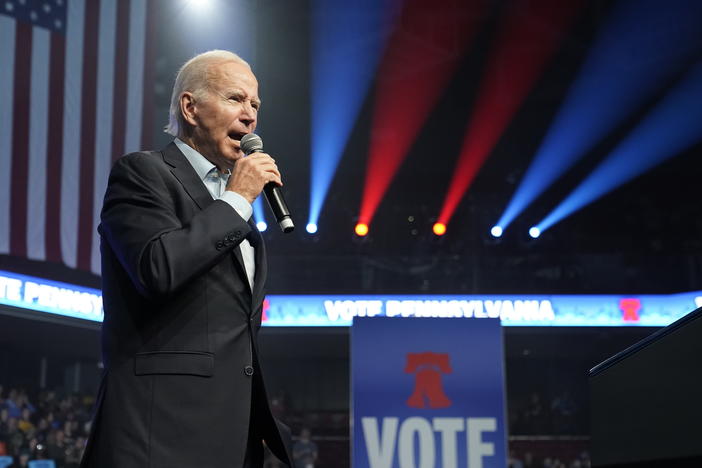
[240,133,263,155]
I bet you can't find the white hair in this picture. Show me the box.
[164,50,250,137]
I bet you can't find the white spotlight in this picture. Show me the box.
[185,0,213,12]
[529,227,541,239]
[256,221,268,232]
[490,226,503,238]
[306,223,318,234]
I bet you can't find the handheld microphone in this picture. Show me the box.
[240,133,294,233]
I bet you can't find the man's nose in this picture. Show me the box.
[240,103,257,129]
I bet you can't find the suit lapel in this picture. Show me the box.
[162,142,214,211]
[162,141,266,307]
[162,141,251,286]
[229,220,264,306]
[249,219,267,307]
[231,245,247,287]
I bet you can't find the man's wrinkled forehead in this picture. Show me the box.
[206,60,258,90]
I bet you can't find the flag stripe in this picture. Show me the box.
[3,0,150,274]
[125,0,146,154]
[111,0,130,164]
[27,26,51,261]
[61,0,86,269]
[141,0,157,149]
[9,21,32,258]
[0,15,16,255]
[76,0,101,271]
[45,32,67,263]
[91,0,117,274]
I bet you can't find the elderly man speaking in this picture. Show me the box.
[80,50,293,468]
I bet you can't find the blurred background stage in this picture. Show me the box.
[1,0,702,466]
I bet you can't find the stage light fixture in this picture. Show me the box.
[355,223,369,237]
[256,221,267,232]
[529,227,540,239]
[432,223,446,236]
[306,223,318,234]
[491,226,503,238]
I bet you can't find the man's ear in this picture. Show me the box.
[179,92,198,127]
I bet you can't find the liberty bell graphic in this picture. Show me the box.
[405,352,453,408]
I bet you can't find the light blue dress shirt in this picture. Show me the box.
[174,138,256,291]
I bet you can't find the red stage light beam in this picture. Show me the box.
[436,0,582,228]
[356,0,483,229]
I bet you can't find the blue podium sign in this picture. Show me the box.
[352,317,507,468]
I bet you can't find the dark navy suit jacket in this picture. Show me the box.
[80,142,292,468]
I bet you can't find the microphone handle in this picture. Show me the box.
[249,148,294,233]
[263,183,294,233]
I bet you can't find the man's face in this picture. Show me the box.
[188,61,260,169]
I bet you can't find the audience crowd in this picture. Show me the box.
[1,382,589,467]
[0,385,92,468]
[509,389,585,435]
[508,450,591,468]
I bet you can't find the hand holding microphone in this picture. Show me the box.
[229,133,294,233]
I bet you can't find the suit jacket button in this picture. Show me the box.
[244,365,254,376]
[216,241,224,250]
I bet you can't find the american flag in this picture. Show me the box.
[0,0,155,274]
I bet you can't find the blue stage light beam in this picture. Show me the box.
[497,0,702,232]
[536,61,702,234]
[308,0,398,229]
[252,196,266,231]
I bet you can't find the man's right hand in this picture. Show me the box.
[226,152,282,204]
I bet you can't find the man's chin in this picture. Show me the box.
[222,150,244,167]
